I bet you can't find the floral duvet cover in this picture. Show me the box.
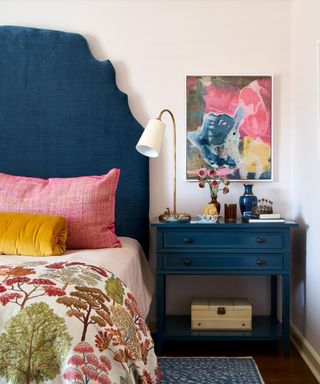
[0,260,161,384]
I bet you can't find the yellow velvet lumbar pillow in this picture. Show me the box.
[0,212,67,256]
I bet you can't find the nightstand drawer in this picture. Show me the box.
[161,230,284,250]
[162,253,284,270]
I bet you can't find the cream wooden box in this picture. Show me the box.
[191,298,252,330]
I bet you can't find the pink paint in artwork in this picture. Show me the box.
[238,79,271,143]
[186,76,198,95]
[204,86,240,116]
[202,78,271,144]
[216,167,232,177]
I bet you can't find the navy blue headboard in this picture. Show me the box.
[0,26,149,252]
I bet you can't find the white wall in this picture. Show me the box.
[291,0,320,356]
[0,1,293,315]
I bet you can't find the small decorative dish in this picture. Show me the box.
[191,215,219,224]
[159,209,191,223]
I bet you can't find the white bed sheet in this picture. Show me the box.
[0,237,154,319]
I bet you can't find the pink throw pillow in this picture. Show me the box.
[0,169,121,249]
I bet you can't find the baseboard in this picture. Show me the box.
[291,323,320,383]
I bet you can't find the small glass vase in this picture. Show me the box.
[239,184,257,215]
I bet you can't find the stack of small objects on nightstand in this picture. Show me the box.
[245,199,285,223]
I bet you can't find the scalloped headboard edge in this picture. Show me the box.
[0,26,149,253]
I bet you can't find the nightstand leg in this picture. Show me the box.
[271,275,277,320]
[156,274,166,355]
[282,274,290,357]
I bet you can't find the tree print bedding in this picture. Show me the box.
[0,260,161,384]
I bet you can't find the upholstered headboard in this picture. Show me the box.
[0,26,149,252]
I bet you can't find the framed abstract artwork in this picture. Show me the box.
[186,75,273,181]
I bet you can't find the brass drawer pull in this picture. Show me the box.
[256,259,265,266]
[217,307,226,315]
[184,238,193,244]
[183,259,192,266]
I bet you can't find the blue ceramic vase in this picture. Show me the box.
[239,184,257,216]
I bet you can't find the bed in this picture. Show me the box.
[0,26,160,383]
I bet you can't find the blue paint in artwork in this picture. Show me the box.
[247,172,256,179]
[259,157,272,179]
[188,106,244,168]
[259,170,272,179]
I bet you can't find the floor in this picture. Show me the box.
[159,340,318,383]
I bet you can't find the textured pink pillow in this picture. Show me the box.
[0,169,121,249]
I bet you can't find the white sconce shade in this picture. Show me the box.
[136,118,165,158]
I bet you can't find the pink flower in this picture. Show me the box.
[197,167,231,199]
[198,168,207,178]
[210,180,219,187]
[73,342,94,354]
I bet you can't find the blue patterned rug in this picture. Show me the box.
[158,357,264,384]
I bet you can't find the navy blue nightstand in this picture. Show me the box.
[151,218,298,356]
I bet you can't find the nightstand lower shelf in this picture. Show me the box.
[162,315,283,341]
